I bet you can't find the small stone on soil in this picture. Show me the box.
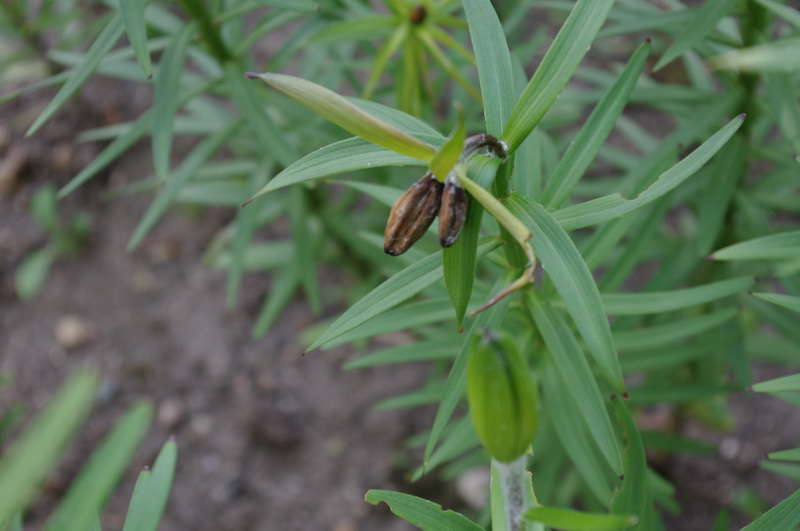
[55,315,94,349]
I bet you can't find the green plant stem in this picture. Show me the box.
[491,456,541,531]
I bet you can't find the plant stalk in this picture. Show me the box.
[491,456,542,531]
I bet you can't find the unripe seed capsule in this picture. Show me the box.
[467,332,539,463]
[438,175,467,248]
[384,173,443,256]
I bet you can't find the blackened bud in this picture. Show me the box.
[409,5,427,25]
[438,175,467,248]
[384,173,443,256]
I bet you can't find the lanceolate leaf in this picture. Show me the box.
[308,251,444,351]
[742,488,800,530]
[502,0,615,152]
[508,195,624,390]
[601,277,752,315]
[365,490,483,531]
[712,230,800,261]
[0,372,98,528]
[430,110,466,180]
[246,73,437,161]
[120,0,152,77]
[752,292,800,313]
[611,401,651,530]
[543,41,650,208]
[553,115,745,230]
[462,0,516,135]
[250,138,427,198]
[753,373,800,393]
[122,440,177,531]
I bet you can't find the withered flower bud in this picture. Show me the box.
[384,173,443,256]
[409,5,427,25]
[438,175,467,248]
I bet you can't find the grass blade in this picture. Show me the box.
[753,374,800,393]
[462,0,515,135]
[120,0,152,77]
[501,0,615,152]
[27,15,125,136]
[543,41,650,208]
[45,403,153,531]
[0,372,98,528]
[122,439,177,531]
[601,277,752,315]
[742,488,800,530]
[752,292,800,313]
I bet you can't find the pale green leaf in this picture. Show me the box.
[120,0,152,77]
[752,292,800,313]
[365,490,483,531]
[653,0,735,71]
[601,277,752,315]
[122,439,177,531]
[525,506,637,530]
[753,373,800,393]
[712,231,800,261]
[742,488,800,530]
[0,372,98,528]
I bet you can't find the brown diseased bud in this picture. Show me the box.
[384,173,443,256]
[409,5,427,25]
[438,175,467,248]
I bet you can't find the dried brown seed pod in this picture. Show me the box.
[384,173,443,256]
[438,175,468,247]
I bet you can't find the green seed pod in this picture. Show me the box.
[384,173,443,256]
[467,331,539,463]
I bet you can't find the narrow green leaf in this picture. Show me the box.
[307,251,443,350]
[0,371,98,528]
[614,308,738,352]
[45,402,153,531]
[711,38,800,72]
[553,115,745,230]
[653,0,735,71]
[610,401,650,529]
[525,506,637,530]
[416,30,481,102]
[246,73,437,160]
[429,109,465,180]
[502,0,615,152]
[742,488,800,531]
[365,490,483,531]
[27,15,125,136]
[129,121,241,250]
[462,0,515,135]
[15,248,55,300]
[752,292,800,313]
[753,373,800,393]
[543,41,650,208]
[250,138,427,198]
[640,430,716,456]
[120,0,152,77]
[712,231,800,261]
[152,23,194,181]
[768,448,800,462]
[508,195,623,389]
[311,15,395,44]
[601,277,752,315]
[528,294,622,475]
[760,461,800,482]
[122,439,177,531]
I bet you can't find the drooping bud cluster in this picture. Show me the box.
[383,172,468,256]
[466,331,539,463]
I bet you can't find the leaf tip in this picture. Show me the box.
[736,112,747,121]
[244,72,261,79]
